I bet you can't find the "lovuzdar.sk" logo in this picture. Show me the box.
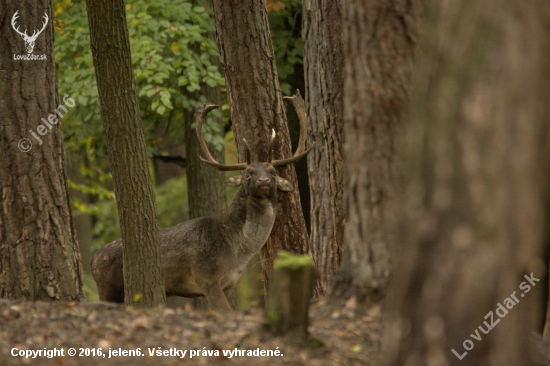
[11,10,48,61]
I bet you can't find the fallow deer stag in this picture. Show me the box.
[91,91,312,311]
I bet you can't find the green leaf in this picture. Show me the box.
[151,99,159,111]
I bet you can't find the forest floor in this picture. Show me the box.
[0,298,381,366]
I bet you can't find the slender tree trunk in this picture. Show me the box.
[303,0,345,296]
[152,135,187,309]
[211,0,311,292]
[185,75,226,221]
[86,0,165,307]
[387,1,550,365]
[185,119,226,219]
[332,0,419,305]
[184,84,235,310]
[0,0,84,301]
[68,155,93,277]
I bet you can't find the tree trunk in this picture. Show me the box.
[0,0,84,301]
[211,0,311,292]
[303,0,345,297]
[266,251,317,340]
[67,155,94,277]
[86,0,165,307]
[184,84,236,310]
[386,1,550,365]
[332,1,419,305]
[185,75,226,222]
[185,118,226,219]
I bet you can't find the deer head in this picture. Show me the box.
[11,11,49,54]
[194,90,313,198]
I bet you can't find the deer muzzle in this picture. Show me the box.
[256,177,272,195]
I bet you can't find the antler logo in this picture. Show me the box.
[11,11,49,54]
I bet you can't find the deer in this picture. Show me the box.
[91,91,312,311]
[11,11,49,54]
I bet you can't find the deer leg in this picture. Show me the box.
[202,283,232,311]
[223,286,238,309]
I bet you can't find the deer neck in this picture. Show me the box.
[226,189,277,258]
[242,195,277,254]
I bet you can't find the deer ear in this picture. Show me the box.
[224,175,243,187]
[276,176,293,191]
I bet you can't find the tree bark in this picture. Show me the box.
[0,0,84,300]
[303,0,345,296]
[332,0,419,305]
[211,0,311,292]
[386,1,550,365]
[185,116,226,219]
[185,75,226,222]
[184,85,236,310]
[86,0,165,307]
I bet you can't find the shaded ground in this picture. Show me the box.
[0,298,381,365]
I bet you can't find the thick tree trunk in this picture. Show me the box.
[86,0,165,307]
[303,0,345,297]
[0,0,84,301]
[211,0,311,292]
[387,1,550,365]
[332,1,418,304]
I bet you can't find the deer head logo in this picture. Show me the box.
[11,11,49,54]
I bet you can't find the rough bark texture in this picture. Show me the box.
[332,1,418,304]
[303,0,345,297]
[185,88,226,221]
[0,0,84,301]
[211,0,311,292]
[86,0,165,307]
[185,120,226,219]
[386,1,550,365]
[183,86,237,310]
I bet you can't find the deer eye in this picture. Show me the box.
[245,174,251,179]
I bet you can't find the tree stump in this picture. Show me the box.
[265,251,317,339]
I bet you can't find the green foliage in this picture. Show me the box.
[54,0,226,237]
[268,0,303,95]
[89,175,189,251]
[55,0,225,159]
[273,250,313,270]
[83,272,98,301]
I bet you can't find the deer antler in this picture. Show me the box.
[11,11,48,40]
[29,13,49,41]
[194,104,248,171]
[11,11,28,38]
[271,90,314,167]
